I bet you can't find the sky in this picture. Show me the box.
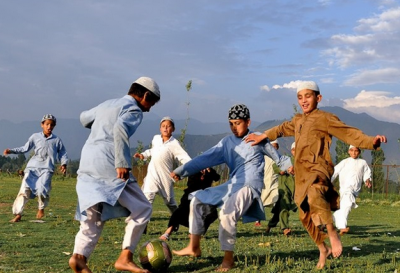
[1,0,400,126]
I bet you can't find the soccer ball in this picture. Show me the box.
[138,239,173,272]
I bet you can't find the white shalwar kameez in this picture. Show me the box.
[72,95,152,258]
[8,132,68,214]
[173,131,292,251]
[332,157,371,229]
[141,135,191,213]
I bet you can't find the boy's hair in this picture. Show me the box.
[41,114,57,125]
[228,104,250,120]
[128,83,161,103]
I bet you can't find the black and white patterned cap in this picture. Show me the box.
[41,114,56,124]
[228,104,250,120]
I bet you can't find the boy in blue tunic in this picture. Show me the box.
[3,114,68,223]
[69,77,161,273]
[171,104,293,272]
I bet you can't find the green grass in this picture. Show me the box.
[0,175,399,273]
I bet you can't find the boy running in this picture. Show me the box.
[4,114,68,223]
[246,81,387,269]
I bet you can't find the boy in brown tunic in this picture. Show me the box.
[246,81,387,269]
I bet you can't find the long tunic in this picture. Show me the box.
[173,131,292,223]
[8,132,68,196]
[264,108,376,206]
[331,157,371,197]
[141,135,191,197]
[75,95,143,221]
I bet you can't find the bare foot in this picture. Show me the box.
[173,246,201,257]
[159,233,170,241]
[316,242,332,269]
[215,261,235,272]
[69,254,92,273]
[339,227,350,236]
[10,214,22,223]
[115,249,149,273]
[329,231,342,258]
[283,228,292,236]
[36,209,45,219]
[215,252,235,272]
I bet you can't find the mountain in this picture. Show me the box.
[0,107,398,164]
[182,106,400,164]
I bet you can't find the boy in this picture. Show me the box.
[171,104,293,272]
[159,167,220,241]
[134,116,191,214]
[69,76,160,273]
[3,114,68,223]
[245,81,387,269]
[332,145,372,235]
[255,140,279,227]
[265,142,297,236]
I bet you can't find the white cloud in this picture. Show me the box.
[344,67,400,86]
[271,80,304,90]
[260,85,271,92]
[343,90,400,122]
[323,7,400,70]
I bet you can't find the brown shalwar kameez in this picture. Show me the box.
[264,108,375,244]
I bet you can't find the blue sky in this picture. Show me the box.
[1,0,400,125]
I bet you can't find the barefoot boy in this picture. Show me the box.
[3,114,68,223]
[134,116,191,214]
[171,104,293,271]
[245,81,387,269]
[332,145,372,235]
[69,77,160,273]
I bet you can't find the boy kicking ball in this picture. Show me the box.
[246,81,387,269]
[171,104,292,271]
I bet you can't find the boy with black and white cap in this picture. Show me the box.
[332,145,372,235]
[69,76,161,273]
[246,81,387,269]
[3,114,68,223]
[171,104,292,271]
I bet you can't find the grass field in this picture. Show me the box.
[0,174,399,273]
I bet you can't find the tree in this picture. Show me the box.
[371,149,385,193]
[178,80,192,148]
[334,140,349,164]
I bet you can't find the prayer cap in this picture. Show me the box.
[134,77,160,98]
[228,104,250,120]
[297,81,319,93]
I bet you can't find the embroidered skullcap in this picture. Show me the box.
[228,104,250,120]
[134,76,160,98]
[41,114,56,124]
[291,142,296,150]
[297,81,319,93]
[160,116,174,126]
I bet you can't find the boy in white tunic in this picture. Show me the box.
[69,77,161,273]
[4,114,68,223]
[171,104,293,272]
[134,116,191,213]
[332,145,372,235]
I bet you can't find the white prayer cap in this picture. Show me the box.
[160,116,174,126]
[291,142,296,150]
[134,77,160,98]
[297,81,319,93]
[349,144,359,150]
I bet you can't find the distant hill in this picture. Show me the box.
[181,106,400,164]
[0,107,398,164]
